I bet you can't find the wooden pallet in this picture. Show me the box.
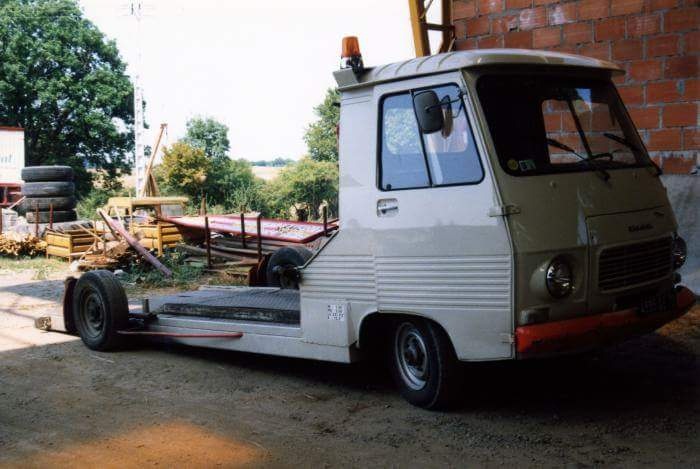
[45,228,104,259]
[134,222,183,256]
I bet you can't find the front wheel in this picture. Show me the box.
[390,318,461,410]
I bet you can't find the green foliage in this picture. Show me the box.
[122,249,204,288]
[159,142,211,200]
[304,88,339,162]
[182,116,230,162]
[0,0,134,196]
[75,186,128,220]
[266,157,338,219]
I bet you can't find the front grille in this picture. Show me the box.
[598,237,673,292]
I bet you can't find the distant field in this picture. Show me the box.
[252,166,282,181]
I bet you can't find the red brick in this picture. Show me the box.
[453,0,477,20]
[611,0,644,16]
[665,57,699,79]
[664,8,700,32]
[478,0,504,14]
[686,79,700,101]
[684,129,699,150]
[454,19,468,39]
[628,59,663,81]
[563,22,592,45]
[519,7,547,30]
[648,0,677,10]
[506,0,532,8]
[550,44,578,54]
[595,17,626,41]
[533,26,562,47]
[543,111,562,131]
[618,85,645,105]
[504,30,533,47]
[547,3,577,25]
[478,35,505,48]
[579,42,611,60]
[492,15,518,33]
[647,128,682,150]
[455,38,478,50]
[662,155,696,173]
[647,81,681,103]
[663,103,697,127]
[578,0,610,20]
[629,107,661,129]
[686,31,700,54]
[627,14,661,37]
[648,34,679,57]
[466,16,490,35]
[612,39,643,61]
[534,0,558,4]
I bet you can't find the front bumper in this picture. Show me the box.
[515,286,696,359]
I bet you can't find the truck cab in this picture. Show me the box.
[300,48,693,406]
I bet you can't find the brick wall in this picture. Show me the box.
[452,0,699,174]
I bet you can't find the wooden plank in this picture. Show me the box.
[161,233,182,243]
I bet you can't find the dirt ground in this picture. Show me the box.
[0,265,698,468]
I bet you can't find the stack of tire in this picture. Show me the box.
[20,166,77,224]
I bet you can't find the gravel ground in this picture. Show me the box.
[0,267,698,468]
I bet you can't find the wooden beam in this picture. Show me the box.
[408,0,430,57]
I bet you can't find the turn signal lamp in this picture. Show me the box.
[341,36,364,74]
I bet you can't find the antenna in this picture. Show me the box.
[129,0,146,195]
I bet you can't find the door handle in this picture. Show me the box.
[377,198,398,217]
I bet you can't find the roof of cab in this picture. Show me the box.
[333,48,623,91]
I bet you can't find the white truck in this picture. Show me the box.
[56,44,695,409]
[0,126,24,207]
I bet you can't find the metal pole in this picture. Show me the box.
[204,215,212,268]
[240,212,247,249]
[0,205,3,235]
[49,203,54,230]
[323,205,328,237]
[34,204,39,237]
[256,214,262,262]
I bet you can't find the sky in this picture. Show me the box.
[78,0,424,162]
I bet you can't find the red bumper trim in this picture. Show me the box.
[516,287,696,358]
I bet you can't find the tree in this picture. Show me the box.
[303,88,339,162]
[182,116,230,162]
[0,0,134,196]
[158,142,211,200]
[266,157,338,219]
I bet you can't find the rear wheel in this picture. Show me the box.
[390,318,461,410]
[72,270,129,351]
[25,209,77,224]
[21,165,74,182]
[266,246,313,289]
[22,181,75,197]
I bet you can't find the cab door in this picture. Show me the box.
[371,73,513,360]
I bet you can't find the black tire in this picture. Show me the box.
[266,246,313,289]
[72,270,129,351]
[25,209,77,224]
[19,196,77,213]
[21,165,74,182]
[22,181,75,197]
[390,318,462,410]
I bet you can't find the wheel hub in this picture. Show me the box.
[82,291,105,339]
[395,323,429,390]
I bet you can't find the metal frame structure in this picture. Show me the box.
[408,0,455,57]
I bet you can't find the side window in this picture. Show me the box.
[379,84,483,191]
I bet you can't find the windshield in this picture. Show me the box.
[476,73,652,177]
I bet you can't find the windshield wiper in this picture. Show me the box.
[603,132,662,176]
[546,138,611,181]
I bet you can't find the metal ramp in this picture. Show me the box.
[149,287,300,325]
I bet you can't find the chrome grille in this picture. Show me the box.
[598,237,673,292]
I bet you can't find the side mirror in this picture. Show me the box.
[413,90,443,134]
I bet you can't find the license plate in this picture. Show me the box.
[638,291,676,315]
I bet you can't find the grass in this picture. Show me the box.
[0,256,67,275]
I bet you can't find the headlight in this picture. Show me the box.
[546,257,573,298]
[673,236,687,270]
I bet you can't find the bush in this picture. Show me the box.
[76,187,128,220]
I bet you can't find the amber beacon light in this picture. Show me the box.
[341,36,364,74]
